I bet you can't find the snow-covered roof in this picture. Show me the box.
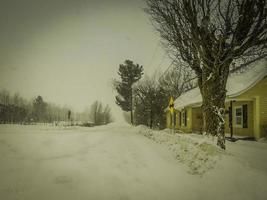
[174,60,267,109]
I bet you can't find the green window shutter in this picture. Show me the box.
[228,106,232,128]
[242,104,248,128]
[185,110,187,127]
[179,112,182,126]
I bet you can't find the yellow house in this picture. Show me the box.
[166,61,267,139]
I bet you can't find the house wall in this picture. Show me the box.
[174,101,254,136]
[175,111,181,129]
[166,110,179,129]
[166,108,192,132]
[225,101,254,137]
[192,107,203,132]
[231,76,267,138]
[177,107,192,133]
[166,111,171,128]
[171,107,203,133]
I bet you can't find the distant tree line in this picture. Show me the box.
[0,90,71,124]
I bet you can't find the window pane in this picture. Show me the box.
[236,108,242,116]
[236,116,242,125]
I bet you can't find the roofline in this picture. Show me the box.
[174,97,255,110]
[175,102,202,110]
[174,70,267,109]
[227,74,267,98]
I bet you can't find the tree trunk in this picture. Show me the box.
[130,88,133,125]
[149,108,153,129]
[200,66,229,149]
[130,109,133,125]
[94,110,97,125]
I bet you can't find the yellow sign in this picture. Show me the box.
[168,96,174,114]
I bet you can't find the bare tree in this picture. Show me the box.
[134,67,196,129]
[89,101,113,125]
[159,65,196,99]
[103,104,113,124]
[89,101,101,125]
[145,0,267,149]
[134,74,168,129]
[0,89,10,106]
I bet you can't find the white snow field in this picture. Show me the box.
[0,123,267,200]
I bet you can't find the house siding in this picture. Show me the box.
[260,95,267,137]
[166,111,171,128]
[231,76,267,138]
[192,107,203,132]
[166,110,179,129]
[225,101,254,137]
[166,108,193,132]
[175,111,181,129]
[179,107,192,133]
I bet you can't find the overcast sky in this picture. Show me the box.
[0,0,171,121]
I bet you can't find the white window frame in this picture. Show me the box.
[234,106,243,128]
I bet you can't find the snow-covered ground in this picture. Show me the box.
[0,123,267,200]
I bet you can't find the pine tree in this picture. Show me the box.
[115,60,144,124]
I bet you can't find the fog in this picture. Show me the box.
[0,0,171,121]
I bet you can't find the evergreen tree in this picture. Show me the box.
[33,96,47,122]
[115,60,143,124]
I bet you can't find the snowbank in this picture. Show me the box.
[136,125,224,175]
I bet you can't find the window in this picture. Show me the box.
[233,105,248,128]
[179,112,182,126]
[234,106,243,127]
[182,109,187,126]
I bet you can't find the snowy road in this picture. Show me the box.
[0,124,267,200]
